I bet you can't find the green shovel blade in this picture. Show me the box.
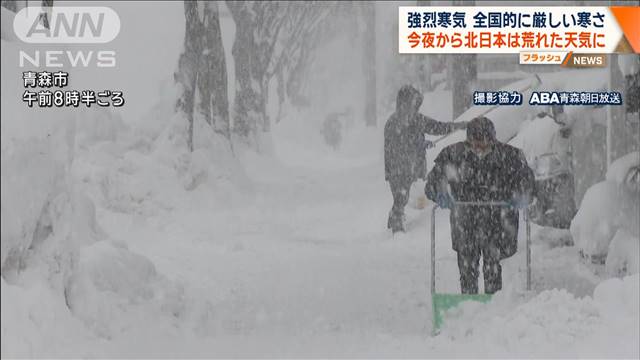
[432,293,492,333]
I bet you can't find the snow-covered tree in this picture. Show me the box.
[273,3,333,119]
[1,0,17,11]
[226,1,332,143]
[175,1,230,152]
[198,2,230,138]
[1,0,53,28]
[40,0,52,28]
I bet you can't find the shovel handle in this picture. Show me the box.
[525,207,531,291]
[430,205,438,296]
[453,201,511,207]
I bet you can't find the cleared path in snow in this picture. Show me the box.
[97,141,602,357]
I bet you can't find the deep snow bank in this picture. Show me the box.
[571,180,624,257]
[1,278,99,357]
[571,152,639,273]
[0,25,203,357]
[64,240,186,338]
[0,37,76,270]
[436,274,639,358]
[1,35,100,357]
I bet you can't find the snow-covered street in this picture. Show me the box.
[2,60,637,358]
[84,128,434,356]
[2,1,639,358]
[48,125,631,358]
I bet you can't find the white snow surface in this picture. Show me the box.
[606,151,640,185]
[436,274,639,358]
[606,229,640,278]
[508,114,565,175]
[571,180,623,258]
[3,80,639,357]
[1,6,639,359]
[571,152,640,259]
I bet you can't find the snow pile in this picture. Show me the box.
[606,151,640,184]
[0,38,75,269]
[509,114,560,166]
[589,274,640,356]
[605,229,640,277]
[436,274,639,358]
[440,289,598,354]
[65,240,185,338]
[571,152,639,269]
[74,107,129,148]
[154,113,250,203]
[1,278,100,358]
[570,180,622,257]
[1,17,205,357]
[131,82,251,209]
[0,42,107,352]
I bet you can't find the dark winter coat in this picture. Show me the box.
[425,141,535,259]
[384,113,456,182]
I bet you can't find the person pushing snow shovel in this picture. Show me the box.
[384,85,467,233]
[425,116,535,294]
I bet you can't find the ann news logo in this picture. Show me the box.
[14,6,119,43]
[13,6,120,68]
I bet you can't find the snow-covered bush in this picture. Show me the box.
[571,152,640,269]
[1,277,99,358]
[2,13,188,352]
[605,229,640,277]
[0,38,77,272]
[606,152,640,185]
[147,84,252,203]
[1,32,96,356]
[509,114,561,168]
[570,181,621,259]
[75,107,128,148]
[64,240,184,338]
[593,273,639,321]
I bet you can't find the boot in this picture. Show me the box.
[388,211,406,233]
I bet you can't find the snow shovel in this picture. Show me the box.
[429,201,531,335]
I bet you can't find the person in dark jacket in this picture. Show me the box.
[384,85,466,233]
[424,116,535,294]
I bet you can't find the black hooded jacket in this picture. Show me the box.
[384,86,457,182]
[425,140,535,258]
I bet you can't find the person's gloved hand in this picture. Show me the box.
[452,121,468,130]
[435,193,453,209]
